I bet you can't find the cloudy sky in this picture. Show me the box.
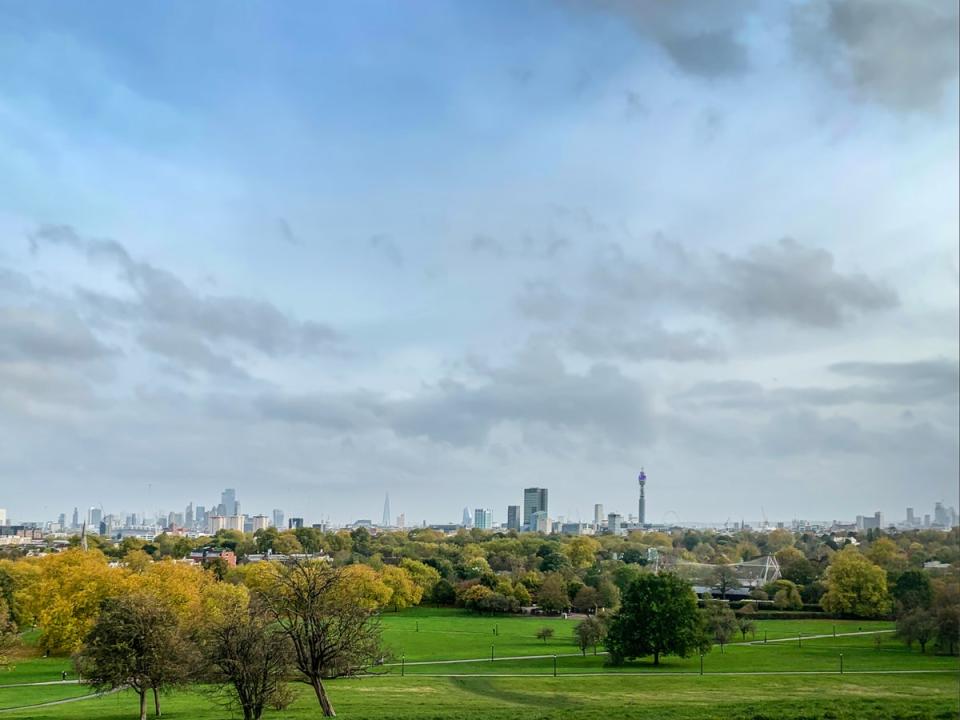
[1,1,957,527]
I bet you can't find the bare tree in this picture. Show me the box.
[259,561,383,717]
[200,601,294,720]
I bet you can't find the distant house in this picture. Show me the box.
[189,548,237,568]
[923,560,951,572]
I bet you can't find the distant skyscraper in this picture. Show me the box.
[382,493,391,527]
[185,503,194,527]
[608,512,623,535]
[474,508,492,530]
[58,512,66,530]
[88,507,102,528]
[221,488,237,517]
[506,505,521,531]
[906,507,915,525]
[593,504,604,528]
[461,506,472,528]
[934,502,948,527]
[288,517,304,530]
[0,508,6,526]
[71,507,79,529]
[196,505,206,525]
[638,469,647,526]
[272,509,285,528]
[523,488,548,529]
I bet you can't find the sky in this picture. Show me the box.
[0,0,958,527]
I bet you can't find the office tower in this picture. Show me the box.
[906,507,915,525]
[88,507,102,528]
[461,507,472,528]
[607,513,623,535]
[523,488,549,529]
[397,513,405,529]
[221,488,237,517]
[923,514,931,528]
[167,511,176,528]
[934,502,948,527]
[208,515,227,533]
[0,508,6,526]
[71,507,79,529]
[58,513,66,530]
[185,503,194,527]
[288,517,304,530]
[506,505,521,531]
[593,504,604,528]
[251,515,270,532]
[196,506,206,525]
[638,469,647,526]
[272,509,285,528]
[532,511,549,533]
[474,508,492,530]
[382,493,391,527]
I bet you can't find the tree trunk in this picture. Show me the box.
[312,677,336,717]
[153,686,162,716]
[653,652,660,666]
[138,690,147,720]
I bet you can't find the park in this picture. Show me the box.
[1,606,957,719]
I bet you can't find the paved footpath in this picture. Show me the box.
[0,688,118,714]
[384,629,898,666]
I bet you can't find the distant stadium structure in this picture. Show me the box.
[663,555,781,590]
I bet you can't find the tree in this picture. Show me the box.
[17,549,125,655]
[932,580,960,655]
[574,616,606,656]
[564,537,601,569]
[573,586,600,613]
[380,566,422,611]
[201,601,294,720]
[431,579,456,606]
[597,580,621,611]
[892,570,933,613]
[704,602,737,651]
[821,549,890,618]
[537,573,569,613]
[76,594,190,720]
[536,627,555,643]
[897,608,937,653]
[709,566,740,600]
[0,599,17,670]
[399,559,441,602]
[605,573,702,666]
[259,561,384,717]
[736,613,755,641]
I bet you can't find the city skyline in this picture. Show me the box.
[1,2,958,523]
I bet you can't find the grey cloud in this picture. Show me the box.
[572,0,756,78]
[568,323,724,363]
[592,237,898,328]
[470,235,507,258]
[256,346,654,449]
[672,357,959,411]
[794,0,959,110]
[28,225,342,375]
[138,325,250,380]
[660,30,748,78]
[0,306,111,363]
[515,280,575,322]
[368,234,404,267]
[277,217,302,246]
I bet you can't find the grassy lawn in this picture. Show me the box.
[1,611,956,718]
[0,684,93,710]
[0,674,957,719]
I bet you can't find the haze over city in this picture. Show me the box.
[1,1,958,527]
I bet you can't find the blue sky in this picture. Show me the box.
[1,0,958,526]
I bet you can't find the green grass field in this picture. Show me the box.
[1,610,957,719]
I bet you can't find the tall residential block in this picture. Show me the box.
[506,505,521,531]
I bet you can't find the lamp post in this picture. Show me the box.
[401,655,405,677]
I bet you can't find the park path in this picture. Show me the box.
[0,680,80,689]
[394,669,958,678]
[0,688,118,714]
[746,629,895,645]
[385,629,897,667]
